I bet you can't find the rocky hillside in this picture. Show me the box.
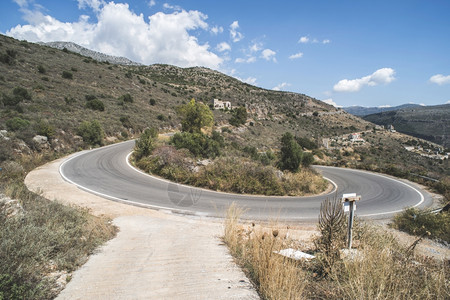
[343,104,421,117]
[0,34,448,183]
[39,41,140,66]
[363,104,450,148]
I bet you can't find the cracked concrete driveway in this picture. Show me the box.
[25,154,259,299]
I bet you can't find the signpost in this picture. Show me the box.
[341,193,361,249]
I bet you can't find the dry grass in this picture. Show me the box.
[224,204,449,300]
[224,203,308,299]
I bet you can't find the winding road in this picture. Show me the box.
[60,140,432,221]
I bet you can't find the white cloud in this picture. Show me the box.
[322,39,330,44]
[323,98,342,108]
[211,25,223,35]
[429,74,450,85]
[7,2,223,69]
[13,0,30,8]
[378,105,391,108]
[235,56,256,63]
[163,3,182,11]
[250,42,262,52]
[289,52,303,59]
[446,100,450,104]
[148,0,156,7]
[229,21,243,42]
[273,82,290,91]
[78,0,105,12]
[242,77,257,85]
[261,48,276,62]
[216,42,230,52]
[299,36,309,43]
[333,68,396,92]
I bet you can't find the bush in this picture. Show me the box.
[134,128,158,159]
[85,99,105,111]
[37,65,46,74]
[295,136,317,150]
[77,120,104,146]
[157,114,166,121]
[149,98,156,106]
[119,116,132,129]
[119,93,133,103]
[314,197,347,274]
[6,117,30,131]
[35,120,55,139]
[229,106,248,126]
[176,99,213,133]
[85,94,97,101]
[62,71,73,79]
[278,132,303,172]
[392,208,450,243]
[171,132,221,158]
[13,87,32,101]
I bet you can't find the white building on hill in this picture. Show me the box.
[212,99,232,110]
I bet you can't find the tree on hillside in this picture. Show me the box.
[229,106,248,126]
[77,120,104,146]
[135,127,158,159]
[278,132,303,172]
[176,99,213,133]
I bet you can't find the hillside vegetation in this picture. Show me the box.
[1,33,449,298]
[363,104,450,147]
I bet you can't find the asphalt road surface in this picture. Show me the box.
[60,140,432,221]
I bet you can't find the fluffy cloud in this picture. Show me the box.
[261,49,276,62]
[322,98,341,107]
[333,68,395,92]
[235,56,256,63]
[429,74,450,85]
[229,21,243,42]
[322,39,330,44]
[148,0,156,7]
[273,82,290,91]
[289,52,303,59]
[216,42,231,52]
[299,36,309,43]
[7,2,222,68]
[211,25,223,35]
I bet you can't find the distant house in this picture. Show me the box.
[387,125,396,132]
[212,99,231,110]
[348,133,364,143]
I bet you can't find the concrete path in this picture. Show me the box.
[25,155,259,299]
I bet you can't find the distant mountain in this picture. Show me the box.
[363,104,450,147]
[343,104,421,116]
[38,41,141,66]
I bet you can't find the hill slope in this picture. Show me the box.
[343,104,421,116]
[0,34,448,182]
[363,104,450,147]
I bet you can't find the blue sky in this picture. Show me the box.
[1,0,449,107]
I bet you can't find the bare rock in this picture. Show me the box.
[0,194,24,218]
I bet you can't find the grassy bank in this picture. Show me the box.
[224,204,449,300]
[0,157,117,299]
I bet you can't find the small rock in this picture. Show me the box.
[0,194,24,218]
[33,135,48,144]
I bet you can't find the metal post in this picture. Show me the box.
[347,201,354,249]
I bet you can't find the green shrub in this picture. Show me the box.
[119,116,132,128]
[176,99,213,133]
[85,99,105,111]
[119,93,133,103]
[62,71,73,79]
[295,136,318,150]
[278,132,303,172]
[37,65,46,74]
[35,120,55,139]
[229,106,247,126]
[171,132,221,158]
[77,120,104,146]
[85,94,97,101]
[157,114,166,121]
[392,208,450,243]
[134,128,158,159]
[6,117,30,131]
[149,98,156,106]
